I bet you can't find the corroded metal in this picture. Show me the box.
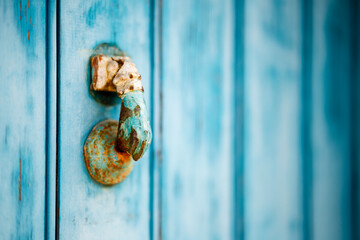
[117,91,152,161]
[90,55,119,92]
[112,58,143,95]
[84,120,133,185]
[85,49,152,185]
[91,55,143,95]
[88,44,125,106]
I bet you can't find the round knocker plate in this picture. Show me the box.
[83,119,133,185]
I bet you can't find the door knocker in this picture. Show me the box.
[83,44,152,185]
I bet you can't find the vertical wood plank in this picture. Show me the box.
[149,0,163,239]
[244,0,303,239]
[58,1,152,239]
[0,0,46,239]
[45,0,57,239]
[311,0,352,239]
[354,0,360,237]
[301,0,313,239]
[234,0,245,239]
[161,0,234,239]
[351,0,360,235]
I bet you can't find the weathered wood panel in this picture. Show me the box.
[0,0,46,239]
[46,0,57,239]
[160,0,234,239]
[58,1,152,239]
[243,0,303,239]
[311,0,352,239]
[233,0,245,239]
[149,0,162,239]
[354,1,360,238]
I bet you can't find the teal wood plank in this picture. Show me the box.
[149,0,162,239]
[243,0,303,239]
[58,0,152,239]
[311,0,352,239]
[351,0,360,235]
[45,0,57,239]
[355,0,360,237]
[161,0,234,239]
[300,0,313,239]
[0,0,46,239]
[350,0,359,238]
[233,0,245,238]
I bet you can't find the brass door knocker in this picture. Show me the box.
[83,44,152,185]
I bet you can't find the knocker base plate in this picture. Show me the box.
[84,119,133,185]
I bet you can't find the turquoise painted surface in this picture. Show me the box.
[311,0,352,239]
[161,0,234,239]
[0,0,359,239]
[242,0,358,240]
[45,0,57,239]
[57,0,151,239]
[0,0,47,239]
[355,1,360,238]
[244,0,303,239]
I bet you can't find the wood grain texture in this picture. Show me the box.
[311,0,352,239]
[0,0,46,239]
[161,0,234,239]
[244,0,303,239]
[58,0,151,239]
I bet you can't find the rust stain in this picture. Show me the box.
[133,141,146,161]
[27,31,30,41]
[116,127,140,160]
[20,1,22,20]
[27,0,29,8]
[24,5,27,21]
[119,101,133,123]
[18,158,21,201]
[134,105,141,117]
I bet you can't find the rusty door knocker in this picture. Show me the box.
[83,44,152,185]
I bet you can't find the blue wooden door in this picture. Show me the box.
[56,1,152,239]
[0,0,48,239]
[0,0,359,239]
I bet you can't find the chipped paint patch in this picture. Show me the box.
[17,0,32,44]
